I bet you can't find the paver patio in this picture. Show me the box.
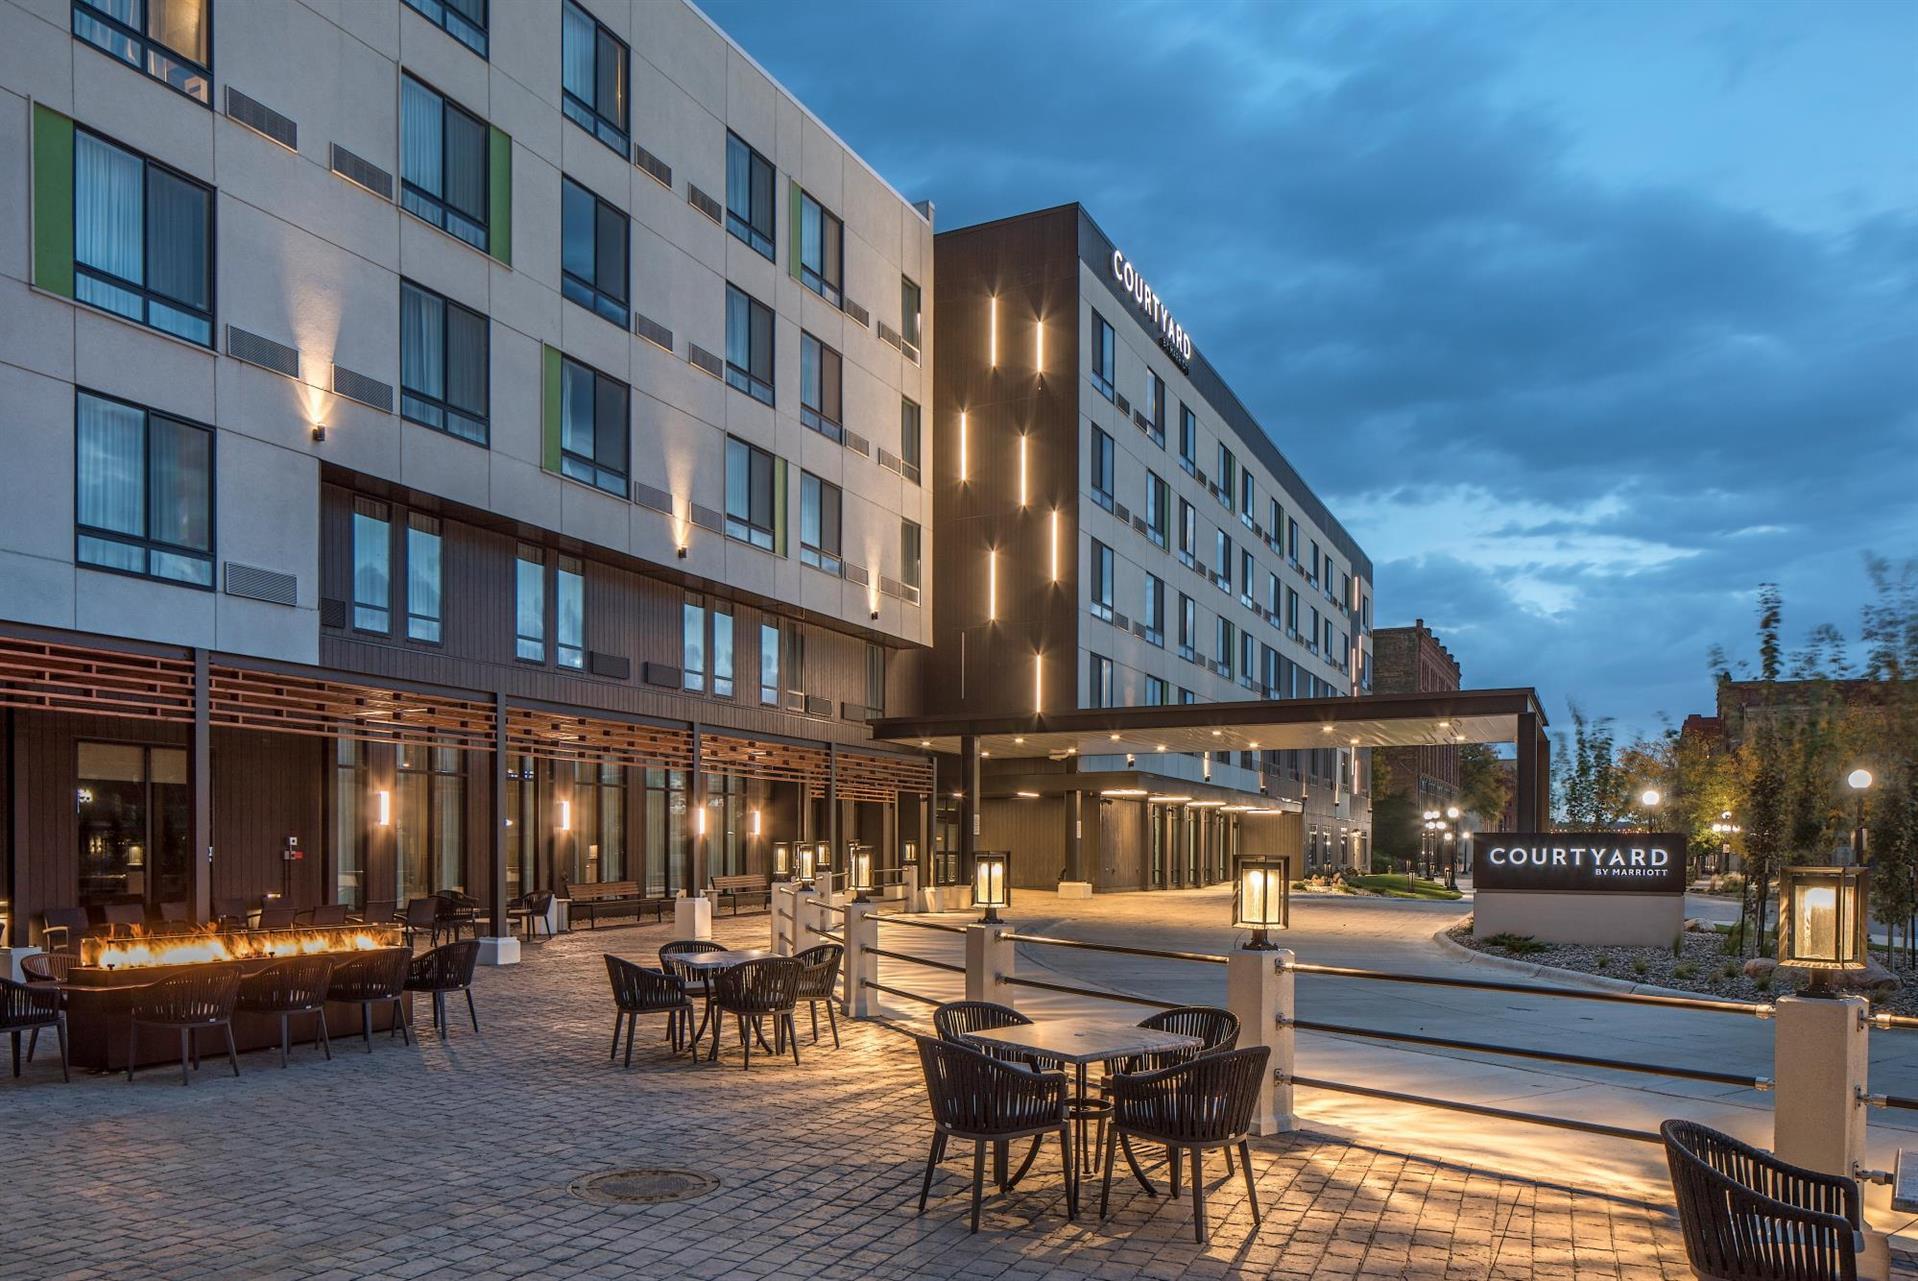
[4,913,1708,1280]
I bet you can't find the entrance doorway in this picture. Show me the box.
[76,741,190,909]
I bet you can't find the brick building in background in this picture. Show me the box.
[1373,619,1462,813]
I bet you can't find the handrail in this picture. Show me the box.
[1287,1074,1664,1145]
[1000,974,1179,1011]
[817,930,846,945]
[879,916,970,935]
[1289,1017,1770,1090]
[863,978,943,1007]
[1872,1012,1918,1032]
[1286,961,1774,1018]
[869,946,965,975]
[1010,932,1230,966]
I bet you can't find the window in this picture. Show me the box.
[1090,311,1116,400]
[566,760,625,884]
[725,285,775,404]
[395,745,463,900]
[403,0,486,57]
[1145,471,1169,548]
[1144,676,1167,706]
[334,739,369,908]
[1214,529,1233,593]
[74,742,189,909]
[1143,574,1165,646]
[1286,586,1300,635]
[561,1,628,152]
[900,398,922,483]
[1241,630,1257,688]
[682,599,706,692]
[724,436,777,550]
[712,608,735,698]
[73,0,210,102]
[1214,617,1234,679]
[561,177,628,325]
[1215,444,1236,508]
[798,190,843,306]
[1178,593,1196,660]
[1309,606,1321,653]
[515,544,544,661]
[1266,570,1281,618]
[400,280,488,444]
[1325,617,1337,659]
[800,332,844,440]
[1178,403,1197,473]
[74,391,212,586]
[406,514,441,642]
[559,355,628,495]
[1309,540,1321,585]
[901,519,922,590]
[1088,654,1114,709]
[724,132,775,258]
[866,644,885,714]
[1262,644,1281,695]
[758,622,780,705]
[1089,539,1114,621]
[783,625,807,696]
[800,472,842,574]
[1240,470,1254,521]
[1178,499,1195,567]
[1089,427,1114,511]
[556,555,584,669]
[401,75,488,252]
[1144,370,1166,444]
[348,498,391,631]
[1179,687,1197,706]
[72,130,212,346]
[1268,498,1283,546]
[1240,549,1255,607]
[901,276,922,349]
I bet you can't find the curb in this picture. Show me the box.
[1430,925,1750,1003]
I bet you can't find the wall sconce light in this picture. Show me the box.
[1049,510,1060,581]
[987,549,998,621]
[773,841,792,879]
[1778,864,1869,996]
[1234,855,1291,950]
[676,544,688,559]
[749,808,763,838]
[972,850,1009,923]
[695,805,707,837]
[958,410,969,481]
[850,845,874,903]
[556,799,571,832]
[374,790,391,826]
[1017,434,1029,506]
[310,424,327,443]
[988,295,998,366]
[1034,315,1044,372]
[1032,651,1044,713]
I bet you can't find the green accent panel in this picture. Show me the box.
[773,457,788,556]
[32,105,74,298]
[488,126,512,266]
[787,180,802,281]
[541,345,562,472]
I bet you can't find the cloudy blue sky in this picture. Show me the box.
[703,0,1918,740]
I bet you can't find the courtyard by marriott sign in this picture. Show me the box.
[1110,249,1194,367]
[1473,832,1687,895]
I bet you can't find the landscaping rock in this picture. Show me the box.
[1831,958,1901,995]
[1742,958,1777,981]
[1683,917,1710,932]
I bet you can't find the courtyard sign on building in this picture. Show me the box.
[1110,250,1193,367]
[1472,831,1687,946]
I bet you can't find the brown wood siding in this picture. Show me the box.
[1096,796,1147,891]
[981,795,1064,889]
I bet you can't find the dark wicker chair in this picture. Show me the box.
[236,956,336,1067]
[101,902,146,936]
[355,898,398,927]
[126,966,244,1086]
[1662,1119,1889,1281]
[1100,1044,1269,1243]
[707,957,802,1070]
[507,890,555,941]
[436,891,480,942]
[661,939,727,1047]
[158,901,192,924]
[211,897,250,930]
[325,949,413,1052]
[256,906,298,930]
[20,951,75,1065]
[40,906,90,952]
[794,944,844,1048]
[1101,1005,1244,1181]
[915,1035,1075,1233]
[2,978,67,1081]
[934,1000,1051,1189]
[403,939,481,1039]
[299,904,349,926]
[394,898,441,948]
[604,955,694,1067]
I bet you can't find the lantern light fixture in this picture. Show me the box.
[1777,864,1870,996]
[850,845,874,903]
[795,842,817,887]
[972,850,1010,923]
[1234,855,1291,950]
[773,841,793,879]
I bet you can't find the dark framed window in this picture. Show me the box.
[1143,574,1165,646]
[901,276,922,349]
[1089,427,1114,511]
[515,543,545,661]
[395,744,464,899]
[400,279,489,444]
[724,435,777,550]
[712,608,735,698]
[350,498,390,632]
[1090,311,1115,400]
[901,519,922,590]
[1178,403,1197,474]
[1215,616,1235,679]
[1286,586,1299,635]
[758,621,780,705]
[799,471,842,575]
[402,0,486,57]
[1287,517,1300,564]
[560,0,627,153]
[72,0,210,103]
[557,554,584,669]
[1178,498,1195,567]
[1240,549,1255,607]
[1089,539,1113,621]
[1178,593,1196,661]
[800,332,843,441]
[725,132,775,259]
[73,129,212,346]
[1240,470,1255,522]
[900,398,922,483]
[1215,444,1236,509]
[74,389,212,587]
[1215,529,1233,593]
[1144,676,1167,706]
[1087,653,1114,709]
[558,355,628,495]
[725,284,774,405]
[401,74,488,251]
[406,513,442,642]
[683,598,706,693]
[561,176,629,325]
[1145,370,1165,444]
[798,190,843,306]
[1145,471,1169,548]
[866,644,886,715]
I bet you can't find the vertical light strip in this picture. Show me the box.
[988,296,998,366]
[987,549,998,621]
[1034,315,1044,372]
[1033,652,1044,712]
[1017,435,1029,506]
[958,410,969,482]
[1049,510,1060,581]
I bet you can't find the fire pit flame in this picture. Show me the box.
[81,924,402,969]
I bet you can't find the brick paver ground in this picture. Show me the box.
[3,914,1708,1280]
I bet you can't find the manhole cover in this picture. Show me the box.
[568,1169,720,1206]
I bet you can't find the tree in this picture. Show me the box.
[1457,743,1511,829]
[1552,703,1630,828]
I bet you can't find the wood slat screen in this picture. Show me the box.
[0,637,195,723]
[507,707,693,770]
[208,666,496,749]
[701,734,828,785]
[813,750,935,802]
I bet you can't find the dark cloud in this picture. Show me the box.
[703,0,1918,736]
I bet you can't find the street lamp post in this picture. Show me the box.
[1847,769,1873,863]
[1444,805,1462,891]
[1420,809,1439,880]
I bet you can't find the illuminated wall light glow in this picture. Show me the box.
[988,295,998,366]
[1032,652,1044,712]
[556,799,571,832]
[375,790,391,826]
[987,549,998,621]
[1017,435,1029,506]
[958,411,969,481]
[1034,315,1044,372]
[1049,511,1061,581]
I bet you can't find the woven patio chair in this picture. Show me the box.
[604,955,693,1067]
[915,1035,1074,1233]
[403,939,481,1039]
[793,944,843,1048]
[325,949,412,1052]
[707,957,801,1070]
[126,966,244,1086]
[236,956,336,1067]
[2,978,67,1082]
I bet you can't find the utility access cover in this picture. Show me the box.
[568,1169,720,1206]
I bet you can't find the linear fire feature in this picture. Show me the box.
[79,924,403,969]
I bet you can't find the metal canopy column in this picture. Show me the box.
[191,648,211,924]
[959,735,980,876]
[488,690,508,937]
[1514,711,1541,833]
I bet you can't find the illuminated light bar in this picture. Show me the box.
[1017,435,1029,506]
[988,296,998,366]
[958,411,969,481]
[1147,794,1192,804]
[1049,511,1061,581]
[1100,787,1148,798]
[987,549,998,620]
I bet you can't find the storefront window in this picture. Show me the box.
[76,741,188,909]
[570,761,625,884]
[643,768,686,897]
[396,745,463,900]
[504,755,537,899]
[333,738,367,908]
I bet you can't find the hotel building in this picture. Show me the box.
[0,0,937,945]
[918,205,1375,891]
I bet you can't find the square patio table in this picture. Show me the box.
[671,949,778,1058]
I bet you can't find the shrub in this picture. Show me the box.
[1482,932,1547,957]
[1631,958,1650,977]
[1673,961,1696,979]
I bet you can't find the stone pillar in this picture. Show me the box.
[964,921,1013,1005]
[770,882,795,954]
[479,689,520,966]
[793,884,826,953]
[1059,789,1092,898]
[843,899,878,1017]
[1773,994,1869,1178]
[674,894,713,940]
[1227,946,1294,1136]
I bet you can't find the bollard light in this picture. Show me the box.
[1234,855,1291,950]
[1777,864,1870,997]
[902,839,918,864]
[815,840,832,868]
[850,845,874,903]
[773,841,792,880]
[795,842,817,887]
[972,850,1010,924]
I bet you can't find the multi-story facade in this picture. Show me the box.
[1373,618,1462,814]
[925,205,1374,889]
[0,0,936,940]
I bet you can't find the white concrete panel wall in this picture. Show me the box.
[0,0,934,662]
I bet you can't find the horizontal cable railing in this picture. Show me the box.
[1287,1074,1665,1146]
[1872,1012,1918,1033]
[1287,961,1774,1018]
[1010,932,1230,966]
[1289,1017,1770,1090]
[863,978,942,1007]
[868,946,965,975]
[817,930,846,945]
[1000,973,1179,1011]
[878,916,969,935]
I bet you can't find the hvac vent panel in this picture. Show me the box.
[1115,394,1131,416]
[329,143,393,200]
[900,339,919,364]
[879,575,905,600]
[633,483,674,515]
[1113,501,1131,525]
[634,312,673,353]
[875,448,903,476]
[225,87,297,151]
[226,326,301,378]
[633,143,673,190]
[319,597,347,629]
[587,651,630,681]
[842,297,870,328]
[689,503,723,533]
[642,662,682,689]
[804,694,833,718]
[875,320,901,350]
[687,184,723,224]
[1112,611,1131,632]
[224,562,297,607]
[843,430,870,458]
[331,364,393,412]
[688,344,723,379]
[843,562,869,587]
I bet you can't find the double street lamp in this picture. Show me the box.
[1422,806,1462,887]
[1848,768,1873,863]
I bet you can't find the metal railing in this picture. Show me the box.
[1000,973,1179,1011]
[877,915,968,935]
[1286,1075,1665,1146]
[1286,960,1775,1018]
[868,945,964,976]
[1010,932,1229,967]
[863,978,941,1007]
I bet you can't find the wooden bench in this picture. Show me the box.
[709,873,772,915]
[563,881,668,930]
